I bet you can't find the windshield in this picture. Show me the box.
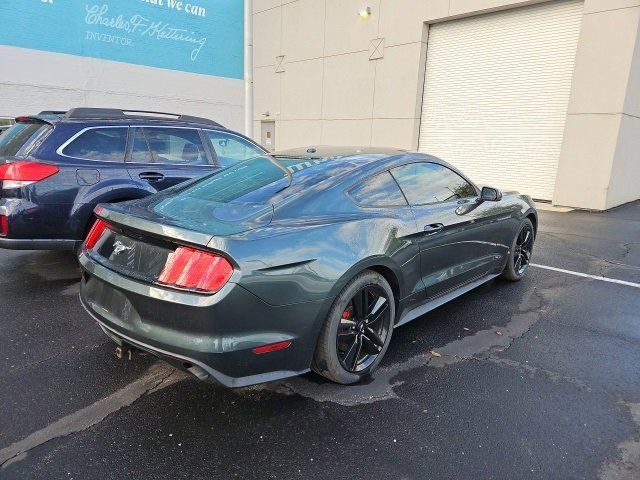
[0,122,51,157]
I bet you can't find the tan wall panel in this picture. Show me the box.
[324,0,380,56]
[623,14,640,118]
[567,6,640,115]
[322,51,376,119]
[371,118,421,149]
[254,0,281,14]
[281,58,324,120]
[282,0,326,62]
[254,8,282,68]
[321,119,373,145]
[279,120,323,150]
[379,0,446,46]
[373,42,426,119]
[253,66,282,121]
[583,0,640,14]
[553,113,620,209]
[607,114,640,208]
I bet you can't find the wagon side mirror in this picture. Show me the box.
[480,186,502,202]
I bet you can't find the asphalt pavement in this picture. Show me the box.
[1,201,639,479]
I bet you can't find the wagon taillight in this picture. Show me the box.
[0,161,58,189]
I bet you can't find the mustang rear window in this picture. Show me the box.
[169,156,297,204]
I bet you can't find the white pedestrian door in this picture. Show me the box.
[418,0,584,200]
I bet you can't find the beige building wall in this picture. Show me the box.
[252,0,640,210]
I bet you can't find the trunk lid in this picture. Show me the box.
[88,197,273,284]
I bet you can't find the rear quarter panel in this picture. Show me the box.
[218,208,421,307]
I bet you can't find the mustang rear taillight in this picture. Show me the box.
[0,215,8,237]
[157,246,233,293]
[0,161,59,189]
[84,219,109,250]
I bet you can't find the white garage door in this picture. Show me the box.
[418,0,583,200]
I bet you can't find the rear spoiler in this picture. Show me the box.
[95,205,214,248]
[15,111,65,124]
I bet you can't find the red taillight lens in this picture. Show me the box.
[84,219,109,250]
[157,246,233,293]
[0,215,8,237]
[0,161,59,189]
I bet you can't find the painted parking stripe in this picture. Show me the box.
[531,264,640,289]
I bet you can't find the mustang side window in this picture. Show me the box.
[62,127,127,162]
[347,171,408,207]
[391,162,476,205]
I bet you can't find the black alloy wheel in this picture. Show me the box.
[312,270,395,384]
[336,284,392,373]
[514,222,534,275]
[502,218,535,281]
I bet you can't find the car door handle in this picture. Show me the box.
[139,172,164,182]
[423,223,444,235]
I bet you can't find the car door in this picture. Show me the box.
[126,126,216,191]
[204,130,266,169]
[390,161,504,299]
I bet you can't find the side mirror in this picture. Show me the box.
[480,186,502,202]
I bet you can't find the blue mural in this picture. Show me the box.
[0,0,244,79]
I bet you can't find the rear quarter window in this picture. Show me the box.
[0,122,52,157]
[62,127,127,161]
[347,171,408,207]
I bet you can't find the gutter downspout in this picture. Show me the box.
[244,0,254,140]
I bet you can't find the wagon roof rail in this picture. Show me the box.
[64,108,223,128]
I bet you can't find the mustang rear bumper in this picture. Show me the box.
[78,253,328,388]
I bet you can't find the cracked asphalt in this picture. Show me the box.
[1,201,639,479]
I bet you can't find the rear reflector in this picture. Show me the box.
[0,215,8,237]
[157,246,233,293]
[252,341,292,355]
[0,161,59,189]
[84,219,109,250]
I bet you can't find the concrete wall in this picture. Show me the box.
[0,46,245,132]
[253,0,640,210]
[554,1,640,209]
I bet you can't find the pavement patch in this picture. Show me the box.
[0,363,185,469]
[599,402,640,480]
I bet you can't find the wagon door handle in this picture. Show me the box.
[139,172,164,182]
[423,223,444,235]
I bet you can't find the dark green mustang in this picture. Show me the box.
[79,147,537,387]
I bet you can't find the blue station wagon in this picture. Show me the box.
[0,108,266,252]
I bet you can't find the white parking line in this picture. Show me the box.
[531,264,640,289]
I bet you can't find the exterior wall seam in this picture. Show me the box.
[584,4,640,16]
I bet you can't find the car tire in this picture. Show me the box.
[502,218,535,281]
[312,270,395,385]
